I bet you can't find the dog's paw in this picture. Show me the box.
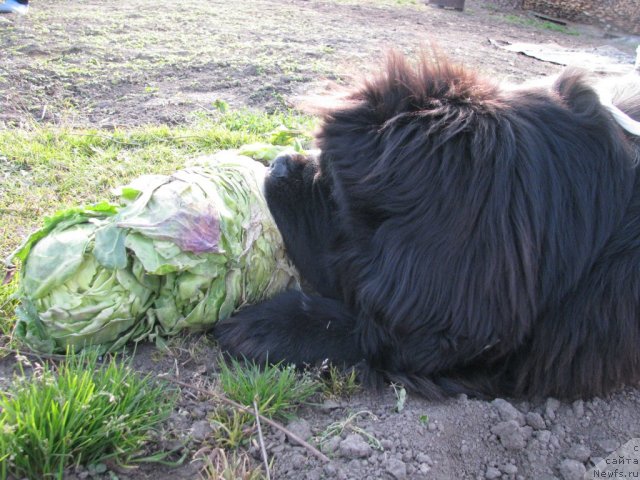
[213,314,275,364]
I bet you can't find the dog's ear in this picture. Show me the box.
[553,69,604,118]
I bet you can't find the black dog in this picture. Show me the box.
[216,53,640,400]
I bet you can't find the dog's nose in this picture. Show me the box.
[270,154,291,178]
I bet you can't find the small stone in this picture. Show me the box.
[190,420,212,442]
[526,412,546,430]
[485,466,501,479]
[537,430,552,444]
[286,419,312,446]
[270,444,285,454]
[503,463,518,475]
[321,435,342,454]
[572,400,584,418]
[596,438,619,453]
[491,420,528,450]
[386,458,407,480]
[323,462,338,476]
[428,422,437,432]
[305,470,322,480]
[340,434,373,458]
[545,398,561,421]
[190,406,206,419]
[381,439,394,451]
[416,453,433,464]
[566,444,591,462]
[558,459,586,480]
[242,64,259,76]
[291,453,306,469]
[169,411,190,429]
[492,398,525,425]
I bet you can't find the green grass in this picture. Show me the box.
[209,407,255,449]
[0,351,178,480]
[501,13,579,35]
[218,357,319,420]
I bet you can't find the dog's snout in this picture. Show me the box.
[270,154,291,178]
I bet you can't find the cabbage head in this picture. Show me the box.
[9,153,299,353]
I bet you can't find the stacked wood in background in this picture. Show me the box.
[486,0,640,35]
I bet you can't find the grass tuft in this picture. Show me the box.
[318,363,361,399]
[198,447,266,480]
[218,357,318,420]
[0,351,177,480]
[209,407,255,449]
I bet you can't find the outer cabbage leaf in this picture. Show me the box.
[12,218,159,353]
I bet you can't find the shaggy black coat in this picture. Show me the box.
[215,54,640,400]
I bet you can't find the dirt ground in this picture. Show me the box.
[2,0,640,479]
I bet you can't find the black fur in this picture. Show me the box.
[215,54,640,400]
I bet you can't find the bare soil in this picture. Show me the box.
[3,0,635,128]
[2,1,640,479]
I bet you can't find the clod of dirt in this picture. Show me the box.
[485,465,502,479]
[385,457,408,479]
[545,397,561,421]
[285,418,312,445]
[526,411,547,430]
[491,420,531,450]
[339,433,373,458]
[596,437,620,453]
[557,458,587,480]
[572,400,585,418]
[321,435,342,454]
[491,398,525,426]
[566,444,591,462]
[190,419,213,442]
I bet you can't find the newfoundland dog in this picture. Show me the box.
[215,53,640,400]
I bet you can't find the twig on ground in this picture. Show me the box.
[253,397,271,480]
[166,377,329,463]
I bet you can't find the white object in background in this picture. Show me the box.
[0,0,28,14]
